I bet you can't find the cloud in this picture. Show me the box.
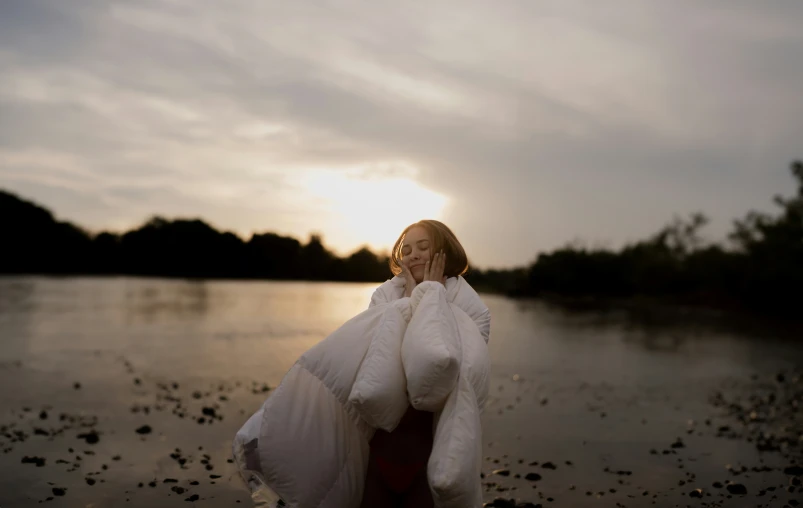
[0,0,801,267]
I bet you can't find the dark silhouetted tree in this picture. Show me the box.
[246,233,303,279]
[299,234,335,280]
[0,190,92,274]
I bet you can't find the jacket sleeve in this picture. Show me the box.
[369,279,398,308]
[348,297,412,432]
[475,306,491,344]
[451,277,492,344]
[402,281,461,412]
[369,287,388,308]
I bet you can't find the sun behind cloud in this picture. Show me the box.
[298,163,449,255]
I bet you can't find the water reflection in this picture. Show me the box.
[0,278,39,359]
[0,276,800,385]
[0,277,37,314]
[124,279,211,322]
[505,295,800,354]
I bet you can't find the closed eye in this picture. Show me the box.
[401,241,429,256]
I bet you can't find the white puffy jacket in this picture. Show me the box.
[232,275,491,508]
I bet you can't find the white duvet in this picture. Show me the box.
[232,275,491,508]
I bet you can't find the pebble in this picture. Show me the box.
[21,456,46,467]
[670,438,685,449]
[77,430,100,444]
[727,483,748,495]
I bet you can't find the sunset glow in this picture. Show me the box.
[298,166,449,255]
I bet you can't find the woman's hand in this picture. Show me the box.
[424,250,448,286]
[400,258,417,297]
[401,252,447,298]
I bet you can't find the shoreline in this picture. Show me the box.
[1,351,800,507]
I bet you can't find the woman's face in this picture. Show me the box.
[401,226,432,283]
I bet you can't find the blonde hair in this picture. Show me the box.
[389,220,469,278]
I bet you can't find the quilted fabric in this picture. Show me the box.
[232,276,491,508]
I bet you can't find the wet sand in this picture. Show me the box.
[0,351,259,506]
[478,366,801,507]
[1,351,800,507]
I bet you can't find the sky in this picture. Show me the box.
[1,0,801,268]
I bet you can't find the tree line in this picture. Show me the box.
[494,161,802,318]
[1,160,801,318]
[0,196,391,282]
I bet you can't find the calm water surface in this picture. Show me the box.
[3,276,798,382]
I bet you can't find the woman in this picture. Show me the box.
[233,220,490,508]
[361,220,476,507]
